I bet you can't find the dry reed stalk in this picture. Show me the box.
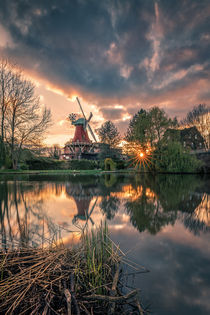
[0,224,146,314]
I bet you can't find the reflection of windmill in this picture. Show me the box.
[63,97,99,159]
[66,183,98,225]
[72,197,98,225]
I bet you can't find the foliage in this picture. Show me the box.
[81,222,113,294]
[98,143,122,160]
[115,160,126,170]
[96,121,121,148]
[154,141,203,173]
[104,158,116,171]
[68,159,99,170]
[26,157,66,170]
[149,107,178,145]
[19,163,29,170]
[125,107,177,147]
[125,109,149,144]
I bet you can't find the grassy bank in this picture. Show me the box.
[0,169,103,175]
[0,169,137,175]
[0,224,147,314]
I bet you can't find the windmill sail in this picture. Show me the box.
[76,97,97,142]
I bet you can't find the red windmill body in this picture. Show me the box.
[72,119,91,143]
[62,97,99,160]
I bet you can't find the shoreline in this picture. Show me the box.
[0,169,208,175]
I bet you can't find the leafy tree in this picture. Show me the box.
[125,109,149,143]
[96,121,121,148]
[149,107,177,146]
[125,107,177,147]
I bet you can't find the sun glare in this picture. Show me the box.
[123,142,154,170]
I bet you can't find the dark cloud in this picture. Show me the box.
[0,0,210,124]
[100,106,125,120]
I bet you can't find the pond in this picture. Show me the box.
[0,173,210,315]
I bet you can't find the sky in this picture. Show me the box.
[0,0,210,146]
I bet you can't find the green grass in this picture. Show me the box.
[0,168,137,175]
[0,169,103,174]
[80,221,115,294]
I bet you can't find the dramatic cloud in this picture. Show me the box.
[0,0,210,144]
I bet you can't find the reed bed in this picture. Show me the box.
[0,223,147,314]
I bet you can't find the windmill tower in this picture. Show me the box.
[63,97,99,159]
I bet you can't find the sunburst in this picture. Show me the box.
[123,142,154,170]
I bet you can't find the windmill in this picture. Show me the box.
[63,97,99,159]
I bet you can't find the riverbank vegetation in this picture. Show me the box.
[0,223,146,315]
[124,106,205,173]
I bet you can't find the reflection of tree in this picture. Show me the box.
[182,193,210,235]
[125,174,209,235]
[150,174,202,212]
[126,188,177,234]
[0,180,61,248]
[100,196,120,220]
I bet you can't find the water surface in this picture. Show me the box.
[0,173,209,314]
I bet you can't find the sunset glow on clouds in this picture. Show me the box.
[0,0,210,145]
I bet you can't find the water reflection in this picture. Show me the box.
[1,174,210,314]
[0,174,209,249]
[123,175,210,235]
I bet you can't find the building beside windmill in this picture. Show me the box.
[61,97,99,160]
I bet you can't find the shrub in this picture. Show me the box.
[104,158,116,171]
[154,141,202,173]
[68,159,99,170]
[115,160,126,170]
[26,158,66,170]
[19,163,29,170]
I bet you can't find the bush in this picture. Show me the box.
[19,163,29,170]
[154,142,202,173]
[104,158,116,171]
[68,159,99,170]
[26,158,67,170]
[115,160,126,170]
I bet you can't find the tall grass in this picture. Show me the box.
[0,222,146,314]
[80,221,117,294]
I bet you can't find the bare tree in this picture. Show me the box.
[0,59,14,163]
[96,121,121,148]
[0,59,52,169]
[182,104,210,149]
